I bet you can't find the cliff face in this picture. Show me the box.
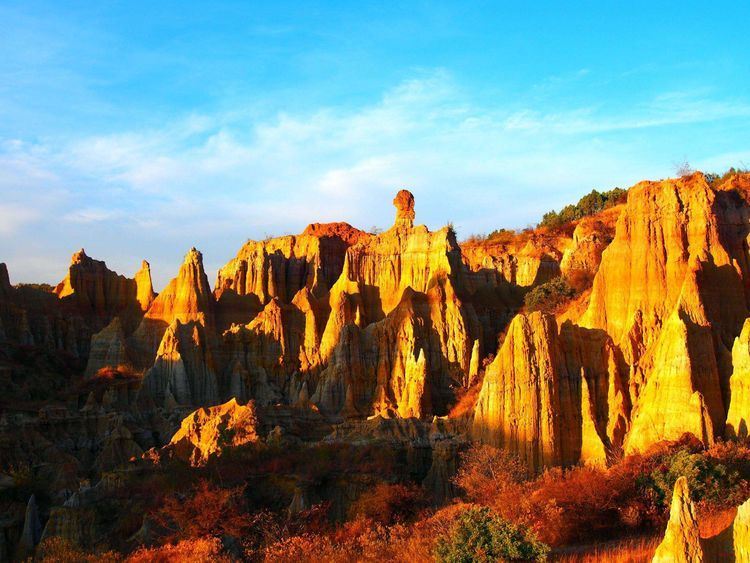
[131,248,215,365]
[471,175,750,465]
[574,174,749,454]
[461,234,566,288]
[581,174,747,366]
[471,311,630,472]
[215,222,367,314]
[141,320,220,407]
[54,249,139,327]
[472,312,567,470]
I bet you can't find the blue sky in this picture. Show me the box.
[1,1,749,288]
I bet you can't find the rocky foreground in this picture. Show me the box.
[3,172,750,560]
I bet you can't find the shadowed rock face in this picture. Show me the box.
[1,251,151,358]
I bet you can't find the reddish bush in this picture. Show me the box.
[348,482,427,524]
[149,480,252,543]
[452,444,529,507]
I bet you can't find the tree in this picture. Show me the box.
[453,445,528,505]
[674,160,694,177]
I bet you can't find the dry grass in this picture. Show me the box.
[554,535,660,562]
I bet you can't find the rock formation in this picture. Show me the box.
[131,248,215,364]
[161,398,259,466]
[15,495,42,559]
[84,317,130,377]
[54,249,135,324]
[141,320,219,407]
[727,319,750,438]
[134,260,156,312]
[624,308,721,454]
[652,476,704,562]
[471,312,569,471]
[733,498,750,562]
[215,222,366,310]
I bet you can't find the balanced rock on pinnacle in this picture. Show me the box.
[393,189,415,229]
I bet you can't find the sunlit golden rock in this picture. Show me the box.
[652,476,703,562]
[132,247,215,364]
[165,398,259,466]
[727,319,750,438]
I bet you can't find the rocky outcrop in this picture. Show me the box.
[134,260,156,312]
[472,312,629,471]
[84,317,130,377]
[571,174,750,454]
[560,209,619,282]
[461,232,569,288]
[652,476,703,562]
[160,398,259,466]
[94,423,144,471]
[219,292,325,401]
[471,312,568,471]
[727,319,750,438]
[55,249,138,326]
[581,174,747,368]
[313,281,474,419]
[311,191,480,418]
[215,223,366,315]
[393,189,416,229]
[625,308,722,454]
[141,320,219,407]
[15,495,42,559]
[132,248,215,364]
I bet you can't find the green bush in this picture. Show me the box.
[435,506,549,562]
[538,187,626,230]
[638,447,741,508]
[524,277,576,314]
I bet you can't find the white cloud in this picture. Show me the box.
[2,69,750,286]
[0,203,39,235]
[63,207,120,223]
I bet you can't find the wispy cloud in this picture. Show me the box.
[2,70,750,286]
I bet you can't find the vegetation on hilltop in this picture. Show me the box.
[706,166,750,187]
[538,187,627,230]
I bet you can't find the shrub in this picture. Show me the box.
[453,445,528,506]
[149,480,252,543]
[348,482,426,524]
[639,447,743,509]
[705,166,750,188]
[434,506,549,562]
[524,277,577,314]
